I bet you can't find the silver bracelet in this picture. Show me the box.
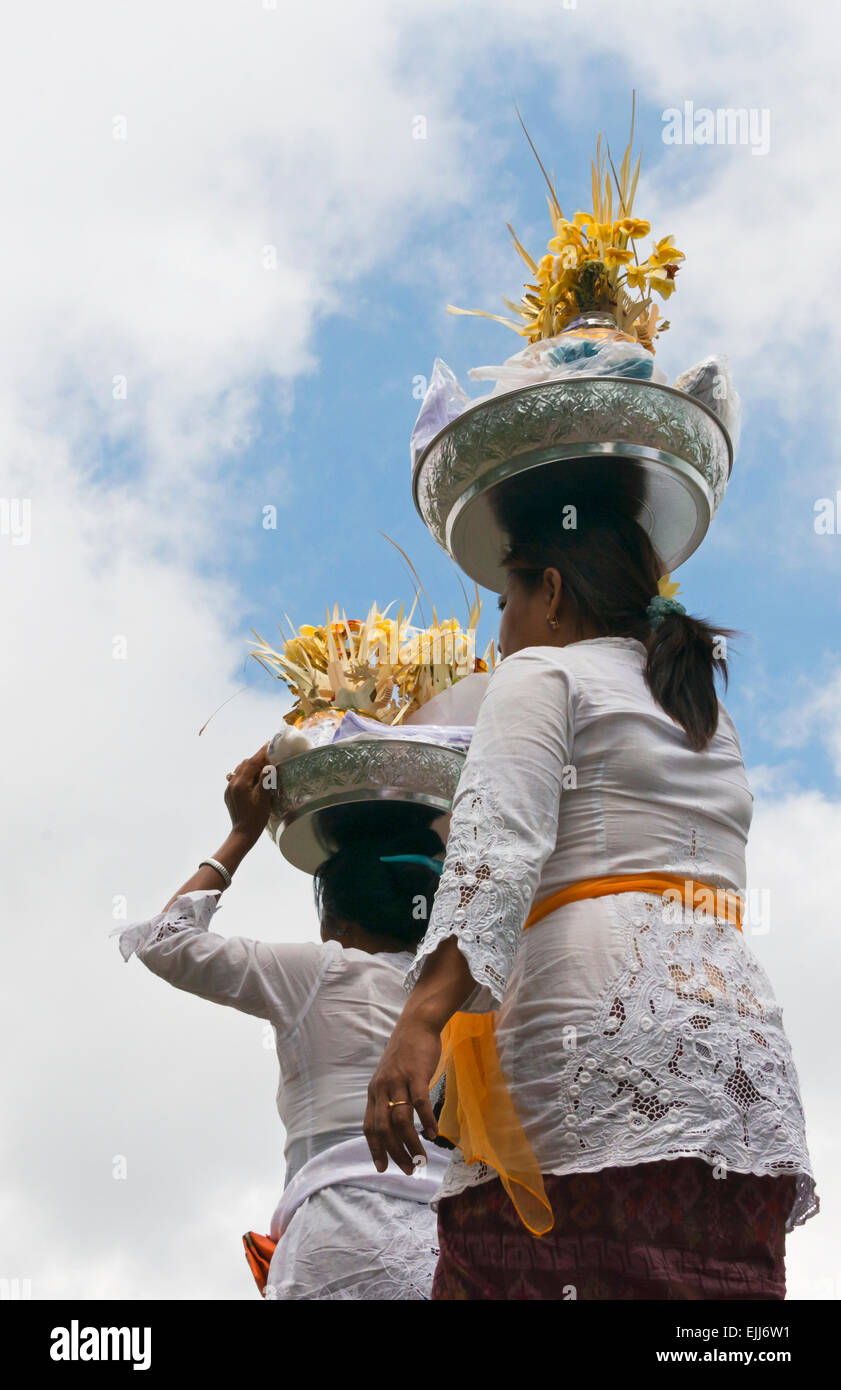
[199,857,232,888]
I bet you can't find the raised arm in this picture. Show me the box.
[161,744,272,909]
[114,745,291,1021]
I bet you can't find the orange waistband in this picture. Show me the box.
[524,873,744,932]
[432,871,744,1240]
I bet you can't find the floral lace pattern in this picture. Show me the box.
[404,773,536,1011]
[433,892,818,1233]
[401,643,817,1237]
[112,890,221,962]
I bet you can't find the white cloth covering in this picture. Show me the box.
[265,1184,439,1301]
[405,639,818,1232]
[114,894,443,1298]
[269,1135,451,1241]
[263,1136,449,1301]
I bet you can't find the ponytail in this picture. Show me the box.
[645,611,734,752]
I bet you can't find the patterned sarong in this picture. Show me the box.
[432,1158,796,1300]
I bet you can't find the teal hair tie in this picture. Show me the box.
[646,595,687,630]
[379,854,444,876]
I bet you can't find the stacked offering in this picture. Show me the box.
[252,601,493,871]
[411,106,739,592]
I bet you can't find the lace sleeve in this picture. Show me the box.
[404,648,575,1011]
[111,890,221,961]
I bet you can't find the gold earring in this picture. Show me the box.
[547,615,560,631]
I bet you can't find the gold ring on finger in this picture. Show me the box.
[387,1099,411,1108]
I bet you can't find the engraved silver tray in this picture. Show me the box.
[266,737,466,873]
[412,377,733,591]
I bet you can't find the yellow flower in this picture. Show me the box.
[650,236,685,265]
[554,246,579,276]
[646,266,677,299]
[547,221,582,252]
[445,112,685,354]
[618,217,651,238]
[658,574,681,599]
[590,221,615,243]
[625,263,648,291]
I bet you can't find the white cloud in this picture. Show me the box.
[0,0,476,530]
[0,0,479,1300]
[794,670,841,779]
[0,416,318,1299]
[746,789,841,1299]
[758,661,841,778]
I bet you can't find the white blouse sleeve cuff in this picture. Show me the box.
[110,890,222,962]
[403,925,504,1013]
[402,772,534,1012]
[403,651,573,1012]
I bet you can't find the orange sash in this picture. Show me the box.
[430,873,744,1238]
[243,1230,276,1296]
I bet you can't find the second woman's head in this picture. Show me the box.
[313,803,446,952]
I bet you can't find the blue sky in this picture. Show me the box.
[208,82,839,799]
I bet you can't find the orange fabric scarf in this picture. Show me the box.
[430,873,744,1238]
[243,1230,276,1295]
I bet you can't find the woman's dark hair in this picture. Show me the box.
[313,804,444,948]
[496,468,734,752]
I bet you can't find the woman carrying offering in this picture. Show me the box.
[365,508,818,1301]
[114,601,491,1299]
[116,745,453,1299]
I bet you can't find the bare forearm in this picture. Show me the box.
[402,934,475,1031]
[364,936,477,1172]
[163,828,260,911]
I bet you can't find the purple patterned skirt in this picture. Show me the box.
[431,1159,796,1300]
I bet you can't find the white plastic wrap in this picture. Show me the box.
[266,725,315,764]
[468,333,667,395]
[409,357,471,471]
[330,710,474,752]
[672,354,741,455]
[330,674,490,750]
[267,674,491,760]
[410,336,667,469]
[266,713,340,762]
[405,670,489,727]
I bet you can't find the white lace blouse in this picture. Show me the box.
[405,639,818,1231]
